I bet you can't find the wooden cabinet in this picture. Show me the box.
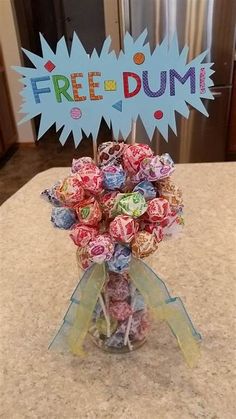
[227,65,236,159]
[0,49,18,158]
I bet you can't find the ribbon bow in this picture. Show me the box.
[49,258,201,366]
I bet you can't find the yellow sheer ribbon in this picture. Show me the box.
[68,263,106,356]
[129,258,200,367]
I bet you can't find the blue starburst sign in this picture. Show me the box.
[13,30,214,146]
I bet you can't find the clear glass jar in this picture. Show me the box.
[89,268,150,353]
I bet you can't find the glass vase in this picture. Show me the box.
[88,267,150,353]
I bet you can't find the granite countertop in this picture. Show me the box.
[0,163,236,419]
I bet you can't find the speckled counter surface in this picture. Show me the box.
[0,163,236,419]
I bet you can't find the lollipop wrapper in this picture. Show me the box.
[117,310,150,341]
[100,191,119,218]
[107,244,131,273]
[70,224,99,247]
[109,215,138,243]
[76,162,103,194]
[71,157,93,174]
[133,180,157,201]
[76,246,93,270]
[145,197,170,223]
[98,141,127,166]
[131,231,158,258]
[75,197,102,226]
[109,301,132,321]
[123,144,153,175]
[116,192,147,218]
[41,182,63,207]
[56,176,85,207]
[158,178,183,210]
[106,274,130,301]
[51,207,76,229]
[139,154,175,181]
[87,234,114,264]
[102,165,126,190]
[140,221,163,243]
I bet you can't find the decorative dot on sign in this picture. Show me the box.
[44,60,56,72]
[154,110,163,120]
[70,108,82,119]
[133,52,145,65]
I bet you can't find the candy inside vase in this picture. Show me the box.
[89,268,150,353]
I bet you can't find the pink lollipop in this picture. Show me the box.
[87,234,114,264]
[109,301,132,321]
[70,224,98,246]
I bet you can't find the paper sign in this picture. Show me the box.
[13,30,214,146]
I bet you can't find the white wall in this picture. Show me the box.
[0,0,35,143]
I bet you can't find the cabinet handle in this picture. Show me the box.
[211,91,222,97]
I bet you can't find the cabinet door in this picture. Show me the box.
[0,69,17,157]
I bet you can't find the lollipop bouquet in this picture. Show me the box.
[43,142,201,366]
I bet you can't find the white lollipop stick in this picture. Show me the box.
[131,120,136,145]
[124,284,136,347]
[99,293,111,338]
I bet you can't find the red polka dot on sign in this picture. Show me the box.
[154,110,163,120]
[70,107,82,119]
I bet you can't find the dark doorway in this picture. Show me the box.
[13,0,110,150]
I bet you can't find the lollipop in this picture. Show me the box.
[109,215,138,243]
[55,176,84,207]
[99,191,119,218]
[108,271,130,282]
[123,144,153,175]
[76,162,103,194]
[160,153,175,170]
[140,222,163,243]
[131,231,158,258]
[145,197,170,223]
[118,310,150,341]
[139,154,174,181]
[106,332,125,348]
[158,178,183,210]
[76,246,92,270]
[51,207,76,229]
[109,301,133,321]
[41,181,63,207]
[116,192,147,218]
[133,180,157,201]
[102,165,126,190]
[75,197,102,226]
[106,275,130,301]
[98,141,126,167]
[87,234,114,264]
[71,157,93,174]
[70,224,98,246]
[107,244,131,273]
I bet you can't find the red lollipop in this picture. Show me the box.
[70,224,98,246]
[77,162,103,194]
[145,197,170,223]
[109,215,138,243]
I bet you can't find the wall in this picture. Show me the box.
[0,0,35,143]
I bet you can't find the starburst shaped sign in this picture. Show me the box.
[13,30,214,146]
